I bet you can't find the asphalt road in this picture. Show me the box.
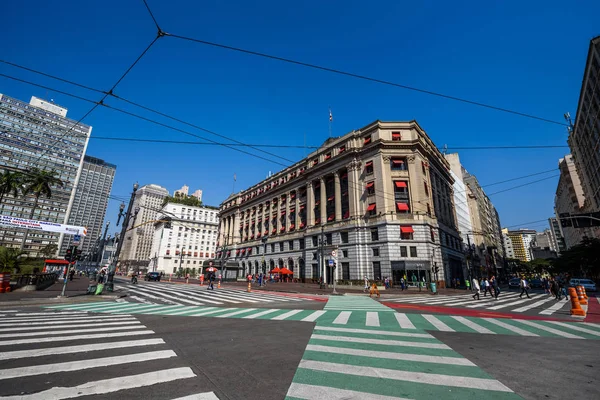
[432,331,600,400]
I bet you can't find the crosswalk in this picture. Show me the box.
[46,302,600,340]
[0,310,219,399]
[286,297,523,400]
[115,281,314,306]
[383,291,573,315]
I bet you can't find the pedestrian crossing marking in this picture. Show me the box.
[302,310,327,322]
[450,316,495,334]
[332,311,351,325]
[481,318,539,337]
[366,312,380,327]
[514,319,584,339]
[287,382,409,400]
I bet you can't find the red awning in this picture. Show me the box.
[339,146,346,152]
[289,208,295,213]
[280,226,285,231]
[241,249,246,253]
[327,215,334,221]
[300,205,305,210]
[325,154,331,160]
[365,161,373,167]
[343,210,349,219]
[392,131,401,140]
[396,202,410,211]
[400,226,414,234]
[236,250,240,255]
[281,211,286,216]
[367,203,376,211]
[366,182,374,189]
[300,222,305,228]
[290,224,295,230]
[395,181,407,188]
[364,137,372,145]
[392,159,404,165]
[327,196,334,201]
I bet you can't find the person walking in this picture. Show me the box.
[519,276,531,299]
[400,277,405,291]
[472,278,481,300]
[363,276,369,293]
[490,276,500,299]
[465,278,471,291]
[482,278,490,297]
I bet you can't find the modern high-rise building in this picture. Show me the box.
[506,229,536,262]
[548,217,566,254]
[554,154,592,248]
[173,185,203,202]
[444,154,474,250]
[0,94,91,256]
[149,202,219,275]
[119,184,169,271]
[60,156,116,256]
[501,228,515,259]
[218,121,464,286]
[568,35,600,212]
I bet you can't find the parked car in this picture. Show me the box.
[145,272,161,282]
[508,278,520,289]
[529,279,543,289]
[569,278,597,292]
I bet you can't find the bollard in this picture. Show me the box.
[247,281,252,292]
[576,286,588,305]
[217,280,221,289]
[569,287,586,316]
[169,274,172,282]
[580,285,588,300]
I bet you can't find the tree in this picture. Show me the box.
[0,246,25,273]
[553,237,600,279]
[20,168,64,250]
[0,169,23,209]
[40,243,58,259]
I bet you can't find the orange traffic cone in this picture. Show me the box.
[580,285,588,300]
[217,281,221,289]
[569,287,586,316]
[576,286,588,305]
[247,281,252,292]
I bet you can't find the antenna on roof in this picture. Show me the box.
[442,144,448,155]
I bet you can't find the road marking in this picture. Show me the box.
[302,310,327,322]
[394,313,416,329]
[14,312,86,316]
[0,367,196,400]
[314,326,432,338]
[287,382,410,400]
[131,285,208,305]
[487,297,538,310]
[242,309,279,319]
[298,360,513,391]
[450,316,495,334]
[0,314,134,324]
[422,314,454,332]
[514,319,584,339]
[545,321,600,336]
[0,338,165,361]
[124,287,188,305]
[511,297,556,313]
[0,329,154,346]
[163,307,217,316]
[365,312,380,327]
[0,350,177,380]
[169,392,221,400]
[310,334,450,349]
[481,318,538,336]
[215,308,257,318]
[0,316,136,327]
[0,325,145,338]
[0,321,142,333]
[539,300,570,315]
[305,344,475,366]
[332,311,352,325]
[271,309,303,320]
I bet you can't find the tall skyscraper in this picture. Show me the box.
[548,217,566,254]
[568,35,600,212]
[61,156,116,256]
[119,184,169,270]
[506,229,537,262]
[0,94,91,256]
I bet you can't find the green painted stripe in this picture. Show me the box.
[281,310,322,321]
[45,302,115,310]
[402,313,438,331]
[434,315,481,333]
[307,338,458,357]
[301,351,491,379]
[291,369,521,400]
[466,317,518,336]
[494,318,562,338]
[133,305,188,315]
[532,321,600,340]
[309,328,437,343]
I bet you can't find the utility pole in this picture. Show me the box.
[319,225,325,289]
[97,221,110,269]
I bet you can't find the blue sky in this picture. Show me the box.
[2,0,599,237]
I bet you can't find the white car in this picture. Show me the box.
[569,278,597,292]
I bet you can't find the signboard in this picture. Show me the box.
[331,250,337,258]
[73,235,81,246]
[328,259,334,267]
[0,215,87,236]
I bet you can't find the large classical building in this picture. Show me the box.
[568,35,600,213]
[149,202,219,275]
[217,120,464,286]
[0,94,91,256]
[119,184,169,270]
[60,156,116,256]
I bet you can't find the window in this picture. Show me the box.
[288,240,294,250]
[340,231,349,244]
[312,264,319,279]
[400,246,407,257]
[300,239,305,249]
[325,152,331,160]
[396,202,410,213]
[372,261,381,280]
[410,246,418,257]
[271,243,275,253]
[366,181,375,195]
[174,259,178,263]
[339,145,346,153]
[326,234,332,245]
[430,227,436,241]
[372,248,379,257]
[367,203,377,216]
[365,161,374,175]
[342,250,348,258]
[312,236,318,247]
[370,228,379,241]
[391,158,407,171]
[391,131,401,141]
[312,252,318,260]
[342,263,350,280]
[364,135,372,145]
[279,242,284,252]
[400,225,414,240]
[423,181,429,195]
[422,161,428,174]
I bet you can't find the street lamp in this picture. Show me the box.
[318,225,326,289]
[261,236,268,280]
[106,182,139,292]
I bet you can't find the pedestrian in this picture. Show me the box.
[490,276,500,299]
[465,278,471,291]
[550,278,560,300]
[363,276,369,293]
[384,277,390,289]
[369,282,380,298]
[411,273,417,289]
[400,277,405,291]
[472,278,481,300]
[519,276,531,299]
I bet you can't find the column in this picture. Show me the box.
[276,198,282,234]
[334,171,342,221]
[232,213,240,244]
[218,219,225,246]
[295,191,301,229]
[307,182,315,226]
[285,194,290,231]
[320,177,327,224]
[347,160,360,218]
[225,217,230,245]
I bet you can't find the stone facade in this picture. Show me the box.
[217,121,464,286]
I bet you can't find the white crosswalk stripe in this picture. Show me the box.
[0,310,218,399]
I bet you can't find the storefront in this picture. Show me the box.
[391,260,431,286]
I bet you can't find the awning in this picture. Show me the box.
[280,211,286,216]
[327,215,334,221]
[289,208,295,213]
[396,202,410,211]
[365,161,373,167]
[325,154,331,160]
[300,205,305,210]
[339,146,346,153]
[392,131,401,140]
[392,159,404,165]
[341,173,347,179]
[327,195,334,201]
[300,222,305,228]
[241,249,246,253]
[227,251,231,256]
[272,228,277,234]
[280,226,285,231]
[290,224,295,230]
[313,159,319,165]
[400,226,414,234]
[236,250,240,255]
[367,203,376,211]
[343,210,349,219]
[366,182,374,189]
[364,137,372,145]
[395,181,407,188]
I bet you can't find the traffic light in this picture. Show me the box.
[65,246,73,262]
[74,249,82,261]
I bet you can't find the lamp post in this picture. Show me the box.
[106,182,139,292]
[261,235,268,281]
[318,225,326,289]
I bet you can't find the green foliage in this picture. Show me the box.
[0,169,23,205]
[21,168,65,201]
[40,243,58,259]
[0,246,25,273]
[163,195,202,208]
[552,237,600,278]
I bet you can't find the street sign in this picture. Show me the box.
[73,235,81,246]
[331,250,337,258]
[328,259,334,267]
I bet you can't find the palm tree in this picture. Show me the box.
[0,169,23,213]
[20,168,65,251]
[0,246,25,273]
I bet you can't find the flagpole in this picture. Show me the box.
[329,107,332,138]
[232,174,236,194]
